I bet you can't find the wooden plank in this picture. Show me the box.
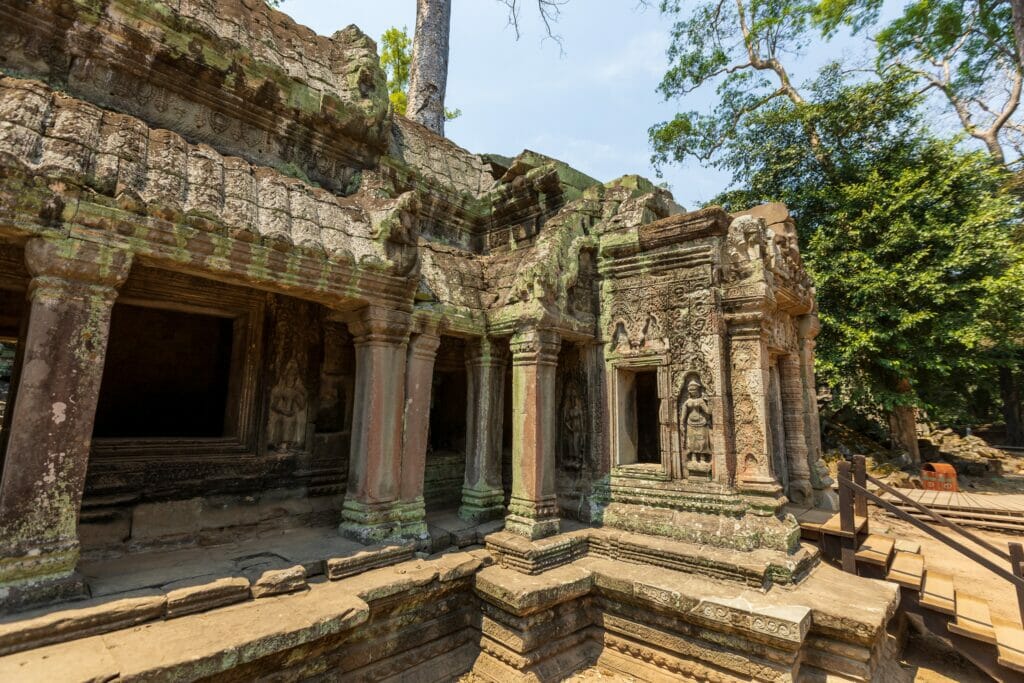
[993,616,1024,674]
[821,513,868,539]
[893,538,921,555]
[920,570,955,616]
[856,534,895,567]
[886,551,924,590]
[948,592,997,644]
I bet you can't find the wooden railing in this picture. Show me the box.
[837,454,1024,626]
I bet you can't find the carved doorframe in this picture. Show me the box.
[606,352,669,472]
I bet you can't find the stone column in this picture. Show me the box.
[339,306,411,544]
[0,238,131,605]
[778,353,813,505]
[798,314,838,509]
[726,315,783,499]
[397,327,441,541]
[506,328,561,539]
[459,337,508,523]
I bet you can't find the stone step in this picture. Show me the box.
[919,570,955,616]
[992,616,1024,674]
[886,551,924,591]
[855,534,894,568]
[948,591,997,645]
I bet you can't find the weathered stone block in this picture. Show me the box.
[164,576,251,618]
[244,563,308,599]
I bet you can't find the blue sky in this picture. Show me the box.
[279,1,879,208]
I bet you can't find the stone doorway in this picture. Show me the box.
[92,304,235,439]
[634,370,660,464]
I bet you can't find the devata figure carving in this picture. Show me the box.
[269,359,308,451]
[679,375,712,478]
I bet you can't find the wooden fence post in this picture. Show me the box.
[838,460,857,573]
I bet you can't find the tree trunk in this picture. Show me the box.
[1013,0,1024,71]
[1000,365,1024,447]
[889,378,921,464]
[889,406,921,465]
[407,0,451,136]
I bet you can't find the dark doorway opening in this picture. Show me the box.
[93,304,235,439]
[425,337,467,512]
[0,287,25,461]
[635,371,660,464]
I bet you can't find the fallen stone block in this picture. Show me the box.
[325,543,415,580]
[246,565,307,598]
[164,575,251,618]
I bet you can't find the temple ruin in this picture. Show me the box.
[0,1,904,680]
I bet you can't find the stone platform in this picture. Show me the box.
[0,527,904,682]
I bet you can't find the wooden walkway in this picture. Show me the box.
[878,489,1024,533]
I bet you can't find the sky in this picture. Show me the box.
[278,1,881,209]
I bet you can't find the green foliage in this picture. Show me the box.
[712,69,1024,425]
[815,0,1022,163]
[379,26,461,121]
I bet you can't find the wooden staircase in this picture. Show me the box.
[792,507,1024,679]
[789,466,1024,681]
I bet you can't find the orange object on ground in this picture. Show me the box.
[921,462,958,492]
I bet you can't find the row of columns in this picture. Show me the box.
[336,306,563,544]
[0,238,565,605]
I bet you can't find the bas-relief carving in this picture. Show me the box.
[678,374,712,479]
[269,359,308,450]
[267,298,316,453]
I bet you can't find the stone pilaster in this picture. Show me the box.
[797,314,837,509]
[778,354,813,506]
[726,313,784,501]
[505,328,561,539]
[0,238,131,606]
[459,337,508,523]
[339,306,411,544]
[397,327,441,541]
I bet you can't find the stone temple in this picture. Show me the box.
[0,1,904,680]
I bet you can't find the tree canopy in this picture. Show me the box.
[649,0,1024,436]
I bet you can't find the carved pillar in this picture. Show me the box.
[506,328,561,539]
[727,314,784,501]
[339,306,411,544]
[778,354,813,505]
[397,326,441,541]
[0,238,130,603]
[798,314,837,509]
[460,337,508,523]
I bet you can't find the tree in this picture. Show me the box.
[816,0,1022,165]
[649,0,1024,451]
[381,26,461,122]
[404,0,568,135]
[406,0,452,135]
